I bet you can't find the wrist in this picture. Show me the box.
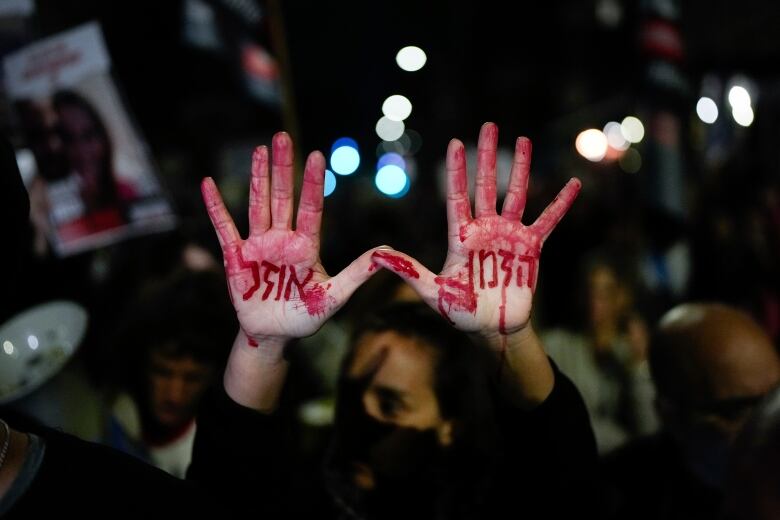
[238,329,289,363]
[477,323,535,354]
[223,330,291,412]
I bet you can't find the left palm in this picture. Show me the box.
[372,123,580,335]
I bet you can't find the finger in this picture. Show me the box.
[501,137,532,221]
[327,247,394,305]
[296,151,326,241]
[446,139,472,242]
[201,177,240,248]
[474,122,498,218]
[369,248,438,302]
[529,178,582,242]
[248,145,270,235]
[271,131,294,230]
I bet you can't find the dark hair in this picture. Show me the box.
[335,302,502,517]
[112,270,236,398]
[52,89,119,209]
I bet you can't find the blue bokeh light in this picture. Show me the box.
[324,169,336,197]
[377,152,406,170]
[330,137,360,175]
[375,164,409,197]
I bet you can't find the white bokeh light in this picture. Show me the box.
[375,116,405,141]
[3,340,14,355]
[728,85,751,109]
[576,129,608,162]
[382,95,412,121]
[620,116,645,143]
[395,46,427,72]
[696,97,718,124]
[732,105,754,127]
[603,121,629,150]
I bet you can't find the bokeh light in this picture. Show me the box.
[382,95,412,121]
[376,116,405,141]
[330,137,360,175]
[377,152,406,170]
[375,164,409,197]
[696,97,718,124]
[728,85,751,109]
[620,116,645,143]
[324,169,336,197]
[603,121,629,151]
[619,148,642,173]
[395,46,427,72]
[732,104,754,127]
[575,129,608,162]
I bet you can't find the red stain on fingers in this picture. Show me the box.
[372,252,420,279]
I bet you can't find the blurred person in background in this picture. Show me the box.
[542,251,659,453]
[103,270,235,477]
[723,385,780,520]
[602,303,780,520]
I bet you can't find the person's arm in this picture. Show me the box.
[200,132,380,412]
[371,123,580,408]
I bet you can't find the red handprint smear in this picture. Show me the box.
[372,251,420,279]
[301,282,332,317]
[435,251,477,324]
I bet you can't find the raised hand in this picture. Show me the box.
[202,132,377,345]
[372,123,580,337]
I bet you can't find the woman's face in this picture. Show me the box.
[343,331,454,490]
[348,331,447,431]
[58,104,107,188]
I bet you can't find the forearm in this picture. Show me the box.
[482,325,554,409]
[223,330,290,412]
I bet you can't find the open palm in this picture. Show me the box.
[203,132,377,343]
[372,123,580,335]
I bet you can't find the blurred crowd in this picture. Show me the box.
[2,1,780,519]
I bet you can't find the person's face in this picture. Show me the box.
[147,351,215,430]
[348,331,452,436]
[344,331,453,489]
[19,99,68,179]
[57,104,107,187]
[587,265,626,328]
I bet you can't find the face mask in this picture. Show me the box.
[679,422,732,489]
[326,373,444,519]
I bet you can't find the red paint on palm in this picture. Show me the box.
[301,282,331,317]
[372,251,420,279]
[435,251,477,324]
[260,260,280,300]
[237,249,261,301]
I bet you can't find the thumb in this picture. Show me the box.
[369,248,438,302]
